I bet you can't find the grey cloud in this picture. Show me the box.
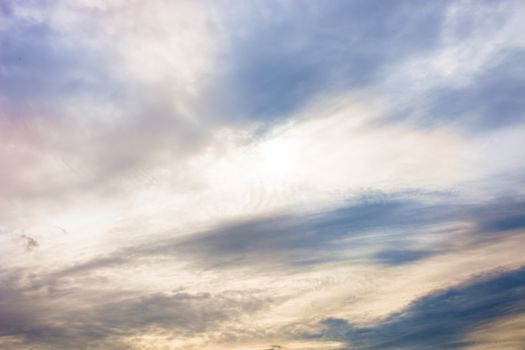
[374,249,431,266]
[0,1,121,118]
[8,193,453,300]
[35,192,525,285]
[91,291,266,334]
[0,2,213,212]
[379,0,525,134]
[471,196,525,234]
[263,346,283,350]
[208,0,449,121]
[426,49,525,131]
[0,269,271,349]
[33,194,447,277]
[2,192,524,348]
[20,234,39,251]
[2,1,524,349]
[0,270,55,340]
[311,266,525,349]
[171,195,453,269]
[175,193,524,270]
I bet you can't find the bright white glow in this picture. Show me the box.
[257,138,299,180]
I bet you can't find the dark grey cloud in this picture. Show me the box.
[213,0,449,121]
[310,266,525,349]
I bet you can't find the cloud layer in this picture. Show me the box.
[1,1,525,349]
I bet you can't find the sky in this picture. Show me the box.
[1,1,525,349]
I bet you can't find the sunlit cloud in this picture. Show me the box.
[1,0,524,349]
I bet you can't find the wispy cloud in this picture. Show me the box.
[1,0,524,349]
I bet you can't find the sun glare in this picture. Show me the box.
[257,138,299,180]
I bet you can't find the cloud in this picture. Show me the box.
[170,193,451,269]
[1,1,525,349]
[373,249,431,266]
[2,191,525,349]
[0,270,273,349]
[214,0,449,120]
[30,192,524,284]
[426,49,525,131]
[130,193,524,271]
[464,313,525,350]
[20,192,451,284]
[20,234,39,251]
[0,0,223,237]
[314,266,525,349]
[378,0,525,133]
[0,0,120,118]
[472,197,525,234]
